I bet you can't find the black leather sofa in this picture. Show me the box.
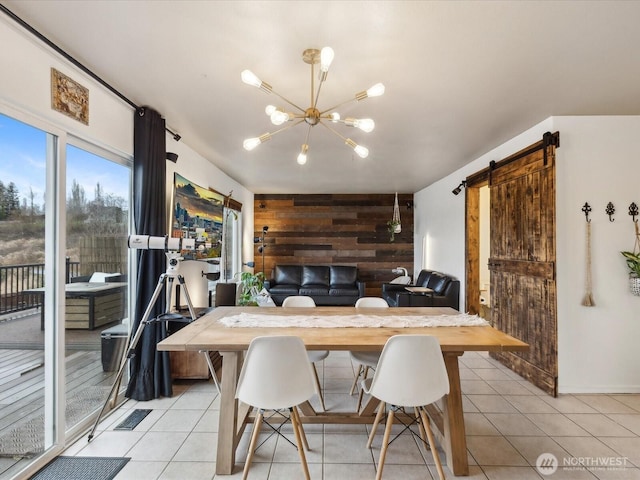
[382,269,460,310]
[264,265,365,306]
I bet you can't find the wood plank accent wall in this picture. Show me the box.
[253,194,414,297]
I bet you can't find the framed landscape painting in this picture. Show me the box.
[171,173,223,259]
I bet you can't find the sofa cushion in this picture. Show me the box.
[426,271,451,294]
[329,285,359,296]
[302,266,330,287]
[330,266,357,286]
[274,265,301,286]
[300,285,330,296]
[415,270,432,287]
[269,284,300,295]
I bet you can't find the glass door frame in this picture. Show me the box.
[0,100,134,478]
[0,101,68,475]
[63,135,135,441]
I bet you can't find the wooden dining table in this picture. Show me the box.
[157,306,528,476]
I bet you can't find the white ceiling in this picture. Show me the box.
[3,1,640,194]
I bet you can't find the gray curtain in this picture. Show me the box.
[125,106,172,400]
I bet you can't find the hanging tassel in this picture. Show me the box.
[581,220,595,306]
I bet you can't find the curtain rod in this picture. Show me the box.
[0,4,180,141]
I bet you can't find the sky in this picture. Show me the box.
[0,112,130,209]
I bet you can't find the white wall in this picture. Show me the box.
[555,116,640,393]
[414,115,640,393]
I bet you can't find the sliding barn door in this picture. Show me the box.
[488,133,559,396]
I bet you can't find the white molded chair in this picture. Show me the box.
[282,295,317,308]
[355,297,389,308]
[281,295,329,411]
[236,335,316,480]
[349,297,389,410]
[364,335,450,480]
[389,275,411,285]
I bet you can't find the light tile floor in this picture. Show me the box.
[62,351,640,479]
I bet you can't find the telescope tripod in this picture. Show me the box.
[88,254,197,441]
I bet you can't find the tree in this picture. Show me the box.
[0,181,5,220]
[94,182,104,206]
[86,188,127,235]
[5,182,20,218]
[28,187,38,216]
[68,180,87,215]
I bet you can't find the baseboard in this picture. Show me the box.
[558,385,640,394]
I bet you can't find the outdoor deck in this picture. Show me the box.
[0,310,121,476]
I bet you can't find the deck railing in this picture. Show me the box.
[0,259,80,315]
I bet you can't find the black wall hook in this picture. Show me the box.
[605,202,615,222]
[582,202,592,223]
[630,202,639,223]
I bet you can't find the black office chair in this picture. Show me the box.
[215,282,237,307]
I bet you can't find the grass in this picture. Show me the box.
[0,219,45,266]
[0,218,89,267]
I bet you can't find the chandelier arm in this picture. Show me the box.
[302,123,312,145]
[319,120,349,143]
[319,120,368,159]
[321,116,345,125]
[319,97,357,116]
[259,119,306,140]
[271,89,306,113]
[313,77,327,111]
[310,60,316,108]
[312,55,328,111]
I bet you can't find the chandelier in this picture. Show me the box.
[241,47,384,165]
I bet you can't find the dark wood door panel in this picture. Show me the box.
[490,170,554,262]
[488,259,555,280]
[487,133,558,396]
[491,272,557,374]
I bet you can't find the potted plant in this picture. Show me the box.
[387,219,401,242]
[621,250,640,296]
[237,271,265,306]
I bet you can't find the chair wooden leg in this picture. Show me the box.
[357,366,373,411]
[242,411,263,480]
[356,384,366,412]
[375,408,395,480]
[349,364,363,395]
[367,401,385,448]
[311,362,326,411]
[290,406,311,480]
[414,406,427,446]
[291,406,309,451]
[420,407,446,480]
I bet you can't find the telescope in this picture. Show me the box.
[127,235,212,252]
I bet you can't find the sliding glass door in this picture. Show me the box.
[0,107,132,478]
[64,142,131,439]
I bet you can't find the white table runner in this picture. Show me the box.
[219,312,489,328]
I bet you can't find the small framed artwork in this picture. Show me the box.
[51,68,89,125]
